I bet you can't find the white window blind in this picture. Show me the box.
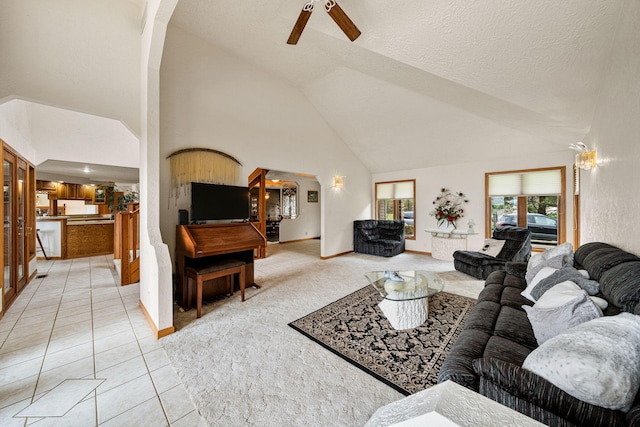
[376,183,394,199]
[489,169,561,196]
[488,174,522,196]
[393,181,414,199]
[522,170,562,195]
[376,182,414,199]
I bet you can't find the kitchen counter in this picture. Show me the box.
[37,215,114,259]
[66,220,114,225]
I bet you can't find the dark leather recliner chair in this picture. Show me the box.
[353,220,405,257]
[453,226,531,279]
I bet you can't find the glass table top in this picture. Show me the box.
[364,270,445,301]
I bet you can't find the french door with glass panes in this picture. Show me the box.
[3,147,32,311]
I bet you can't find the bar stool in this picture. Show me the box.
[36,229,49,260]
[184,259,246,318]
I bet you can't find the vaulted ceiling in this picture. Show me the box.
[169,0,624,173]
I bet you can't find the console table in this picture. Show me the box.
[426,229,478,261]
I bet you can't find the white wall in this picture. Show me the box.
[0,101,36,163]
[0,0,142,135]
[139,0,179,335]
[373,151,575,255]
[581,0,640,255]
[159,25,371,259]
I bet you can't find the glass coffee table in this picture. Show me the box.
[365,270,445,330]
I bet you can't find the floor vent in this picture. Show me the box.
[36,274,48,279]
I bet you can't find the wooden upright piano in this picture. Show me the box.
[175,222,267,307]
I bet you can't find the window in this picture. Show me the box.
[375,180,415,239]
[487,168,565,247]
[281,183,298,219]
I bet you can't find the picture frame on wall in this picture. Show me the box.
[307,190,318,203]
[94,187,106,204]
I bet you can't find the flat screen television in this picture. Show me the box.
[190,182,250,222]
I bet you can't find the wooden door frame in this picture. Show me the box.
[248,168,268,259]
[2,147,18,309]
[16,157,27,292]
[1,142,36,312]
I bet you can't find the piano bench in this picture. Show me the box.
[185,259,246,318]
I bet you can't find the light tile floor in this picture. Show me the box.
[0,256,205,426]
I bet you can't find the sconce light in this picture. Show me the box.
[569,142,597,170]
[333,175,345,188]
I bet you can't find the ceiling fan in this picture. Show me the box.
[287,0,361,45]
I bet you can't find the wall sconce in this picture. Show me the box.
[333,175,345,188]
[569,142,597,170]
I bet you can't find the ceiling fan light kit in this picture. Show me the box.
[287,0,361,45]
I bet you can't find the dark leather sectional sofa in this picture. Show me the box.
[438,242,640,426]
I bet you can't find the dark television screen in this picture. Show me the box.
[191,182,250,222]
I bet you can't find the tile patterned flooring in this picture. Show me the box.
[0,256,205,426]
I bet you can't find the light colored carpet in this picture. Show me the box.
[161,240,484,427]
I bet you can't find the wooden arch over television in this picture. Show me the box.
[249,168,268,258]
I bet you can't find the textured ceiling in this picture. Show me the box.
[170,0,624,173]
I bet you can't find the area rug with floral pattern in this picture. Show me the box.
[288,286,475,395]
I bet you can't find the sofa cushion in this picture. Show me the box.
[521,266,558,301]
[454,250,507,266]
[525,254,567,285]
[497,240,528,261]
[523,313,640,412]
[473,358,627,427]
[599,261,640,312]
[573,242,617,267]
[530,265,600,300]
[500,286,533,310]
[359,228,379,241]
[483,335,534,367]
[461,301,501,334]
[533,281,608,311]
[527,242,574,272]
[523,287,602,344]
[505,261,528,279]
[437,329,492,390]
[493,306,538,349]
[582,247,640,281]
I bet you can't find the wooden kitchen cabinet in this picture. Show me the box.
[77,185,94,201]
[65,183,77,199]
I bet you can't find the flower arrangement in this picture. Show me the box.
[430,188,468,229]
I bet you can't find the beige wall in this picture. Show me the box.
[373,151,575,254]
[581,0,640,254]
[159,25,372,259]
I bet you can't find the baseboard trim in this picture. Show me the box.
[278,237,320,244]
[405,249,432,256]
[139,300,175,339]
[320,250,353,260]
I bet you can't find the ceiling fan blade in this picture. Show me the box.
[325,0,361,42]
[287,3,314,45]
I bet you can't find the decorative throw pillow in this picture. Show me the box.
[479,238,506,258]
[522,289,602,344]
[533,281,608,311]
[527,242,574,272]
[525,254,567,286]
[523,313,640,412]
[530,265,600,300]
[521,266,558,302]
